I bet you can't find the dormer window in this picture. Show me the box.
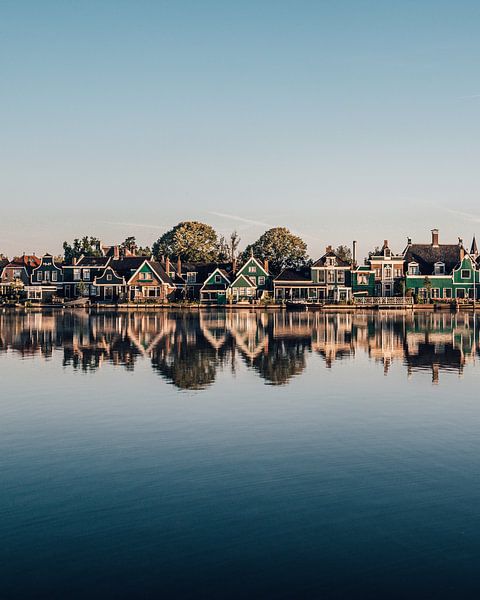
[384,248,391,258]
[408,262,419,275]
[434,262,445,275]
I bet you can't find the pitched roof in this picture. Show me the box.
[6,255,41,270]
[312,251,350,268]
[471,236,478,256]
[274,267,312,282]
[149,261,175,286]
[404,244,463,275]
[231,273,257,288]
[76,256,111,268]
[110,256,147,277]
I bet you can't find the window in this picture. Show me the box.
[107,273,112,281]
[91,285,97,296]
[384,248,391,258]
[73,269,81,281]
[408,262,419,275]
[44,271,50,282]
[215,274,221,283]
[444,288,452,299]
[456,288,466,299]
[374,268,382,280]
[187,272,196,284]
[461,269,470,279]
[258,276,265,286]
[37,271,42,282]
[52,272,57,282]
[143,272,153,281]
[246,288,252,296]
[249,266,256,273]
[431,288,440,299]
[337,271,345,283]
[384,266,392,279]
[240,287,246,296]
[434,262,445,275]
[83,269,90,281]
[326,257,335,266]
[327,270,335,283]
[318,270,325,283]
[358,274,368,285]
[394,267,403,278]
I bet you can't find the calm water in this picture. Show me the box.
[1,309,480,599]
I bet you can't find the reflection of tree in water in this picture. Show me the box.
[150,314,232,390]
[251,338,309,385]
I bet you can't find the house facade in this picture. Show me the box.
[26,254,64,301]
[274,247,352,302]
[404,230,479,300]
[0,255,40,296]
[368,240,404,296]
[351,265,376,297]
[228,256,271,302]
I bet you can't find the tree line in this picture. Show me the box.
[62,221,352,275]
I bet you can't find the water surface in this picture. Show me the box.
[1,309,480,598]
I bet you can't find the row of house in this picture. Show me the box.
[1,229,479,303]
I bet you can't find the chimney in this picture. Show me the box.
[263,259,269,273]
[326,245,333,253]
[407,236,412,246]
[352,241,357,266]
[431,229,439,247]
[165,256,171,275]
[383,240,388,248]
[113,245,120,259]
[72,257,77,266]
[177,256,182,275]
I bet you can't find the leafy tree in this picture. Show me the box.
[335,245,352,264]
[120,236,151,257]
[63,236,101,264]
[152,221,220,262]
[241,227,308,275]
[367,246,382,260]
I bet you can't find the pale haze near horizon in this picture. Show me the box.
[1,1,480,261]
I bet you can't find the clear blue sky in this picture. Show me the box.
[1,0,480,259]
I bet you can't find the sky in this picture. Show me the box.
[1,0,480,260]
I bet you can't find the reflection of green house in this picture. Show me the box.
[404,231,480,300]
[228,257,271,302]
[351,265,375,297]
[200,268,231,304]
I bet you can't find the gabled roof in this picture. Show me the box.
[230,273,257,288]
[179,262,234,285]
[201,267,232,289]
[274,267,312,283]
[93,266,125,286]
[111,257,148,278]
[404,244,463,275]
[313,251,350,268]
[237,256,269,277]
[149,261,175,286]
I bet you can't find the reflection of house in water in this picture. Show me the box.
[311,313,355,367]
[404,313,479,383]
[1,309,479,387]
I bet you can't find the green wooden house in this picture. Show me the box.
[404,231,480,300]
[228,256,271,302]
[351,265,376,297]
[200,268,231,304]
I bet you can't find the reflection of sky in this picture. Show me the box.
[1,321,480,598]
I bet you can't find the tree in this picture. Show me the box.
[336,245,352,264]
[120,236,151,257]
[216,231,241,262]
[152,221,220,262]
[63,236,101,264]
[367,246,382,260]
[241,227,308,275]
